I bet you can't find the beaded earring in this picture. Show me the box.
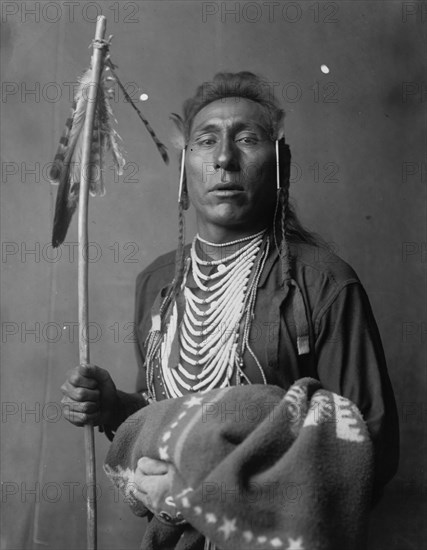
[170,113,189,211]
[173,147,188,297]
[275,139,281,191]
[178,148,189,210]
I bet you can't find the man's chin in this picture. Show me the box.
[202,209,267,233]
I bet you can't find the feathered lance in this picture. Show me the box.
[75,17,107,550]
[49,16,168,549]
[49,44,169,248]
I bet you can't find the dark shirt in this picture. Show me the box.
[133,238,399,497]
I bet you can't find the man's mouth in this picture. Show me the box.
[210,183,244,192]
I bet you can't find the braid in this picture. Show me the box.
[144,198,186,398]
[173,199,186,296]
[273,139,293,288]
[273,187,292,288]
[279,185,293,286]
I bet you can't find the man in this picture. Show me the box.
[61,71,399,531]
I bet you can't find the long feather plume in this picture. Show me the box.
[50,64,125,247]
[50,54,170,248]
[104,58,169,165]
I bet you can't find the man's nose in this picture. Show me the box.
[214,138,239,171]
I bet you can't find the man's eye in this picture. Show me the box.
[235,136,259,145]
[195,137,217,147]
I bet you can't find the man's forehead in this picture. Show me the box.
[190,97,270,133]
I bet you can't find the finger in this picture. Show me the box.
[78,365,112,385]
[65,367,99,390]
[60,385,100,402]
[62,407,99,427]
[135,474,170,494]
[61,397,99,415]
[131,471,153,507]
[137,457,170,475]
[129,484,154,511]
[132,473,172,514]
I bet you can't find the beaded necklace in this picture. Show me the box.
[149,230,269,399]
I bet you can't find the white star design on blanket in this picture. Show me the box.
[218,517,237,540]
[184,396,203,408]
[287,536,304,549]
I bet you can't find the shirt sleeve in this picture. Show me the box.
[314,282,399,500]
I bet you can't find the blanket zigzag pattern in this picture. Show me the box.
[332,393,365,442]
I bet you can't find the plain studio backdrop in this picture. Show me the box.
[0,1,425,549]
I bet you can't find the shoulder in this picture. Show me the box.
[134,249,177,325]
[135,249,176,295]
[292,242,359,285]
[289,242,363,320]
[135,244,191,296]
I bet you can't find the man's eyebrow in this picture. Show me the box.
[192,123,221,134]
[192,120,269,135]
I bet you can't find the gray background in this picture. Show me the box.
[1,1,425,549]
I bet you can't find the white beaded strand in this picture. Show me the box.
[159,230,267,396]
[196,228,266,248]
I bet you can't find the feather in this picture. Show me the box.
[105,58,169,165]
[169,113,186,150]
[50,55,167,248]
[50,65,126,247]
[49,107,75,183]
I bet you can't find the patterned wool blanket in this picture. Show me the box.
[104,378,373,550]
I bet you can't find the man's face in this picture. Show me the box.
[185,98,277,235]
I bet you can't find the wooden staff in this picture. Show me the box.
[78,15,108,550]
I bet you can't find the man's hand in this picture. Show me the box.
[133,457,185,524]
[60,364,119,427]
